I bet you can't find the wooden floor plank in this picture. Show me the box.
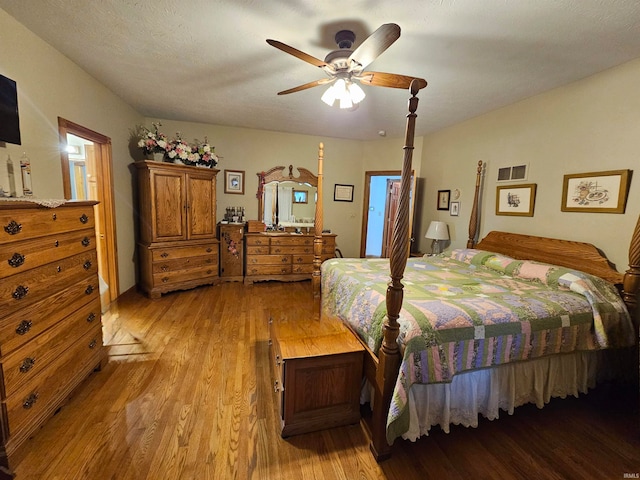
[10,281,640,479]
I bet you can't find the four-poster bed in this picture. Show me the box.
[311,80,639,461]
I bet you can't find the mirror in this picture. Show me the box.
[257,165,317,229]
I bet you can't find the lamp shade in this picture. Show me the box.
[425,221,449,240]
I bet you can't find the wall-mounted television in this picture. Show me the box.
[0,74,22,145]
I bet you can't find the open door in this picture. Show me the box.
[360,170,417,258]
[58,118,119,311]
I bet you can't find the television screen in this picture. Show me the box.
[0,74,21,145]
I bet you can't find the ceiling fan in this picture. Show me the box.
[266,23,427,109]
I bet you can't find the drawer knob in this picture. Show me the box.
[82,236,91,247]
[13,285,29,300]
[56,265,62,273]
[52,213,57,220]
[54,240,59,247]
[160,252,169,258]
[88,339,98,349]
[275,354,281,366]
[161,265,169,272]
[83,260,92,270]
[16,319,32,335]
[206,269,212,274]
[273,380,280,393]
[87,312,96,323]
[79,213,89,224]
[23,392,39,409]
[85,285,94,295]
[4,220,22,235]
[8,252,25,268]
[162,277,169,283]
[281,257,288,263]
[206,247,212,253]
[20,357,35,373]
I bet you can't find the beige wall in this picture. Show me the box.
[4,5,639,294]
[417,58,640,273]
[0,9,143,293]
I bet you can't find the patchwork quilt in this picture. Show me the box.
[320,249,634,442]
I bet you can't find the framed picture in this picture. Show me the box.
[334,184,354,202]
[450,201,460,216]
[496,183,537,216]
[437,190,450,210]
[292,189,308,204]
[224,169,244,195]
[561,169,631,213]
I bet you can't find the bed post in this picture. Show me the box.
[467,160,484,248]
[313,142,324,319]
[623,213,640,327]
[370,80,422,461]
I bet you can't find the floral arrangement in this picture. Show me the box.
[137,122,168,155]
[136,122,219,168]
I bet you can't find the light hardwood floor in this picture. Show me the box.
[12,281,640,479]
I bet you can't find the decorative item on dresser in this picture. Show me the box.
[244,232,336,285]
[0,200,105,474]
[218,222,244,282]
[135,160,220,298]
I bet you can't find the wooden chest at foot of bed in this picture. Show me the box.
[268,317,364,437]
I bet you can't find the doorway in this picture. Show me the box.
[58,118,119,311]
[360,170,417,258]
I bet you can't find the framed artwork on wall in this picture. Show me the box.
[561,169,631,213]
[224,169,245,195]
[334,184,354,202]
[496,183,537,216]
[450,201,460,216]
[437,190,450,210]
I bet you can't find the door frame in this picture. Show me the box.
[360,170,416,258]
[58,118,120,305]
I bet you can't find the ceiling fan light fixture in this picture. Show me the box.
[349,82,366,104]
[321,78,366,109]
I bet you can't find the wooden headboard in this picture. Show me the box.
[475,231,623,285]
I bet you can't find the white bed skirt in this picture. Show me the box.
[363,349,633,442]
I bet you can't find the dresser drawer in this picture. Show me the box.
[4,323,103,438]
[152,254,217,273]
[246,264,292,276]
[271,245,314,255]
[151,244,217,262]
[0,299,101,398]
[245,245,269,255]
[245,235,269,247]
[0,251,98,312]
[270,236,314,247]
[0,229,96,279]
[0,277,99,356]
[152,263,218,286]
[0,204,95,244]
[246,254,290,266]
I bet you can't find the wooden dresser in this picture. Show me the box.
[0,200,105,471]
[135,161,220,298]
[244,232,336,285]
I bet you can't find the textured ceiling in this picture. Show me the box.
[2,0,640,140]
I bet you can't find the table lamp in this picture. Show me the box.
[425,221,449,255]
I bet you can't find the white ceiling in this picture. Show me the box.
[3,0,640,141]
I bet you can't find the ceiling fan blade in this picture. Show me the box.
[277,78,335,95]
[357,71,427,90]
[266,39,330,69]
[348,23,401,71]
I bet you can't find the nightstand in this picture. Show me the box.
[269,317,364,437]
